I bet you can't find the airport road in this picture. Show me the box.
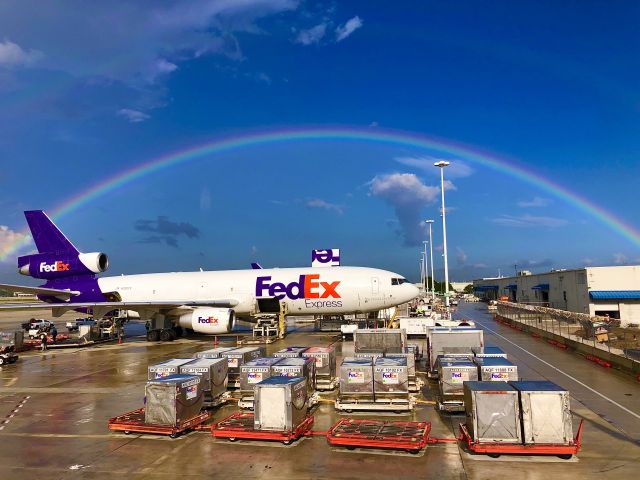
[0,305,638,479]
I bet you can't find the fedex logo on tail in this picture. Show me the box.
[311,248,340,267]
[256,274,341,300]
[39,260,70,273]
[198,316,219,324]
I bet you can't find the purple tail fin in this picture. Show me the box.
[24,210,79,254]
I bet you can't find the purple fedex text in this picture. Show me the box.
[312,249,339,264]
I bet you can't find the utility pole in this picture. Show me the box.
[422,241,428,297]
[426,220,435,302]
[434,161,451,310]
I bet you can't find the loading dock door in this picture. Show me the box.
[371,277,379,294]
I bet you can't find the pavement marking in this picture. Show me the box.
[473,318,640,422]
[0,395,30,430]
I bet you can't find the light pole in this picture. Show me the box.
[426,219,435,302]
[434,161,450,310]
[419,254,425,294]
[422,241,428,298]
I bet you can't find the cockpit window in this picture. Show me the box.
[391,278,407,285]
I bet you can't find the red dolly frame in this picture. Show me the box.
[326,419,431,453]
[458,419,584,459]
[211,412,314,445]
[108,408,210,438]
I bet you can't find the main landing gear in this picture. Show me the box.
[146,326,183,342]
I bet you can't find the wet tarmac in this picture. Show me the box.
[0,303,639,479]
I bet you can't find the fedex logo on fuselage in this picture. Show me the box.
[39,261,70,273]
[198,316,219,324]
[255,274,341,300]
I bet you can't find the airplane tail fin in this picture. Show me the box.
[24,210,79,254]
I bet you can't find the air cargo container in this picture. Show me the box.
[179,357,228,400]
[511,381,573,445]
[148,358,195,380]
[354,328,407,354]
[239,357,283,394]
[438,358,478,400]
[254,376,308,432]
[472,346,507,359]
[354,351,384,361]
[221,347,263,384]
[373,357,409,400]
[339,357,374,402]
[428,328,483,372]
[301,346,336,387]
[463,381,522,444]
[271,357,316,394]
[476,357,518,382]
[385,350,416,381]
[144,375,203,426]
[196,347,237,359]
[273,346,308,358]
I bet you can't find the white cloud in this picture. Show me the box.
[200,187,211,211]
[370,173,439,205]
[613,252,628,265]
[335,16,363,42]
[369,173,439,246]
[0,40,42,67]
[296,23,327,45]
[117,108,151,123]
[491,214,568,228]
[517,196,551,208]
[0,225,24,262]
[306,198,343,214]
[395,156,474,178]
[456,247,468,265]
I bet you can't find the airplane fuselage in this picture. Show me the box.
[97,266,418,317]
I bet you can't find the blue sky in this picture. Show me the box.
[1,1,639,283]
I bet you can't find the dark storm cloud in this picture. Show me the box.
[135,216,200,248]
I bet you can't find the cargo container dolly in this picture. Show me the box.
[458,419,584,459]
[211,412,314,445]
[335,396,416,413]
[326,419,431,454]
[108,408,211,438]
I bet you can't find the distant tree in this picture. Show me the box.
[463,284,474,294]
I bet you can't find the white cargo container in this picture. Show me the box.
[511,381,573,445]
[254,376,308,432]
[428,328,484,372]
[148,358,195,380]
[179,357,228,400]
[463,381,522,444]
[476,357,518,382]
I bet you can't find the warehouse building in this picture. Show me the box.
[473,265,640,327]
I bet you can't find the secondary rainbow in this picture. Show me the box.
[2,125,639,260]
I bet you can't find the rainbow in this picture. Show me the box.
[2,125,639,260]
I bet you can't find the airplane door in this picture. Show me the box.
[371,277,379,294]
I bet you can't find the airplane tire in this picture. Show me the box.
[147,330,160,342]
[173,326,183,338]
[160,329,174,342]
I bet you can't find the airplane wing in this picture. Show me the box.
[0,283,80,300]
[0,299,240,319]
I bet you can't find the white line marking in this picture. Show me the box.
[475,318,640,421]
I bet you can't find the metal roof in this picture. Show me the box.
[531,283,549,290]
[589,290,640,300]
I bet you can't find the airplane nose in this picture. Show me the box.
[406,283,420,301]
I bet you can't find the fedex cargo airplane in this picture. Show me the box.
[0,211,419,340]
